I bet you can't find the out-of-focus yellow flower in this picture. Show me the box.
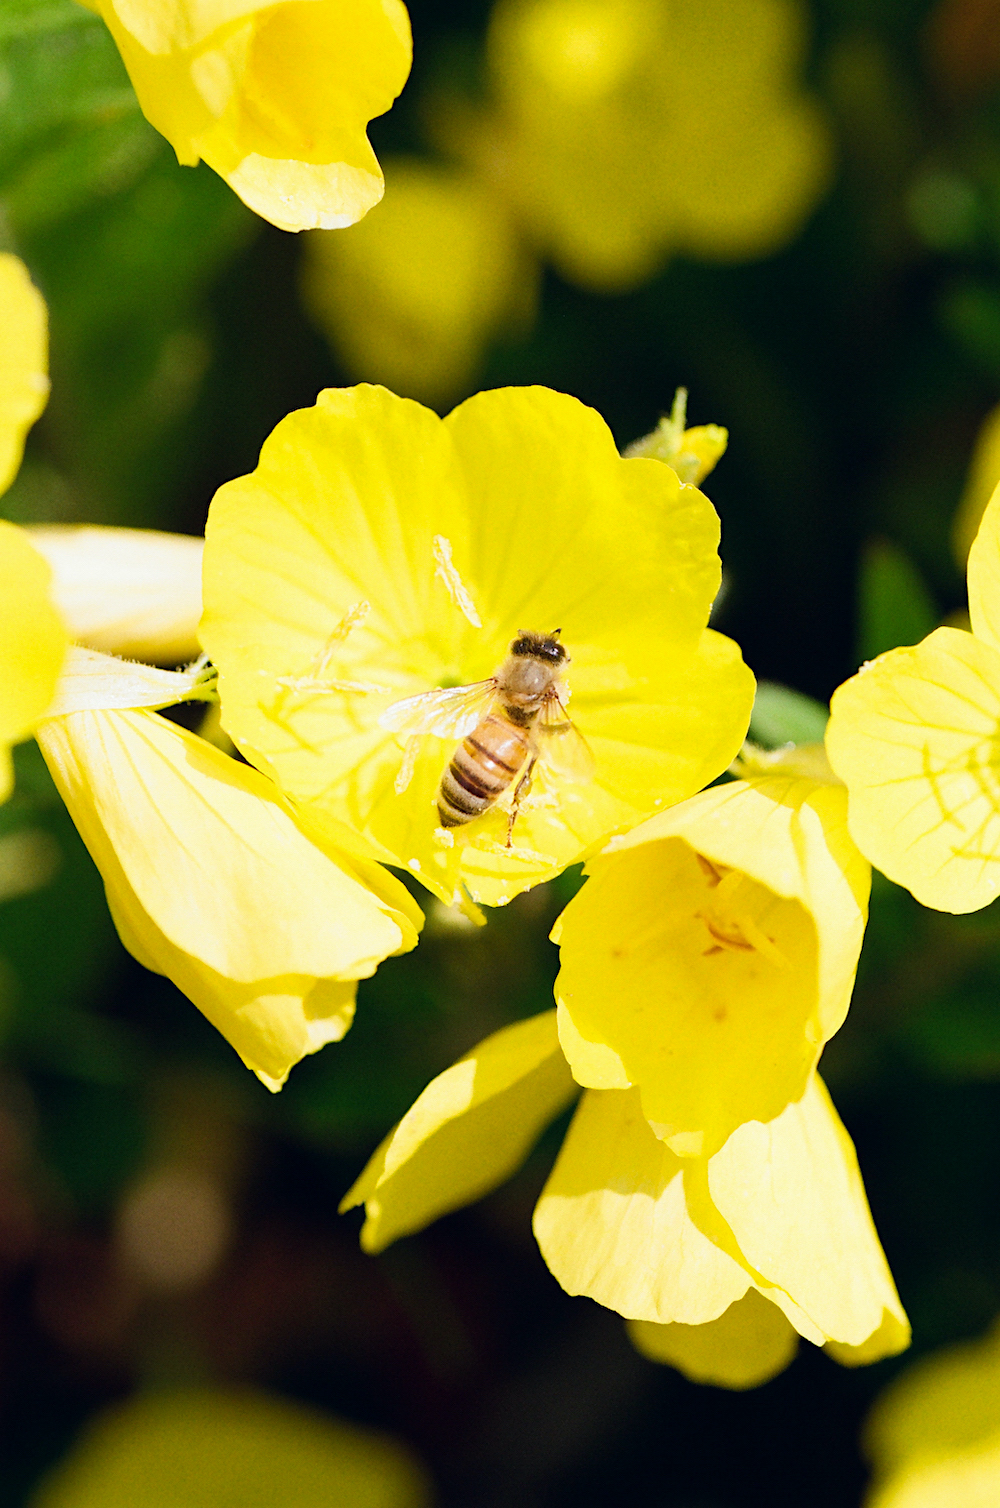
[342,1013,907,1384]
[953,403,1000,566]
[343,747,906,1385]
[30,1386,430,1508]
[0,524,68,803]
[302,158,536,406]
[29,525,203,665]
[78,0,412,232]
[446,0,832,293]
[828,485,1000,912]
[36,649,422,1090]
[553,743,869,1156]
[201,382,755,907]
[0,253,49,494]
[864,1318,1000,1508]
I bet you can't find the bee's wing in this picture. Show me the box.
[536,696,596,783]
[379,680,497,740]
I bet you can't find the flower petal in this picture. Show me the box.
[35,708,421,1087]
[553,769,867,1153]
[0,522,67,801]
[708,1075,909,1352]
[967,481,1000,656]
[0,254,48,497]
[341,1009,576,1252]
[628,1287,798,1389]
[29,526,203,665]
[93,0,412,232]
[532,1088,752,1324]
[826,626,1000,912]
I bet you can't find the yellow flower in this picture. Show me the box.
[0,523,68,803]
[28,525,203,665]
[553,742,870,1156]
[79,0,412,232]
[864,1318,1000,1508]
[446,0,832,293]
[827,484,1000,912]
[200,383,755,907]
[342,747,906,1384]
[341,1013,907,1385]
[0,253,49,494]
[36,649,422,1090]
[302,158,537,406]
[31,1387,430,1508]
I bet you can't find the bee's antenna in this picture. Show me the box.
[552,627,562,637]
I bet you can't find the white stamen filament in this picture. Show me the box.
[433,535,482,628]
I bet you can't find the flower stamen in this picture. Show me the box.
[433,535,482,628]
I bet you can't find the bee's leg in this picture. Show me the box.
[506,757,537,848]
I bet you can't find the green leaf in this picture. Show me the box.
[748,681,829,748]
[857,537,938,662]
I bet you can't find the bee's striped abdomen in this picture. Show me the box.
[438,713,530,828]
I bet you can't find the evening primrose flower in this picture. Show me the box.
[77,0,412,232]
[827,484,1000,912]
[553,742,870,1157]
[341,1014,907,1384]
[200,383,755,908]
[36,649,422,1090]
[302,159,536,405]
[343,746,906,1383]
[864,1318,1000,1508]
[445,0,832,293]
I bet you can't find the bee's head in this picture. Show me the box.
[510,629,567,664]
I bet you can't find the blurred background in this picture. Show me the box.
[4,0,1000,1502]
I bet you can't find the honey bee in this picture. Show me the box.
[380,630,594,845]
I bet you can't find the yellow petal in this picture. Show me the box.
[0,522,68,801]
[953,403,1000,568]
[826,626,1000,912]
[554,768,868,1153]
[532,1087,752,1323]
[0,254,48,497]
[30,1386,430,1508]
[708,1075,909,1352]
[91,0,412,232]
[201,383,754,905]
[341,1009,576,1252]
[29,526,203,665]
[967,480,1000,656]
[303,159,536,406]
[628,1287,799,1389]
[35,708,421,1087]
